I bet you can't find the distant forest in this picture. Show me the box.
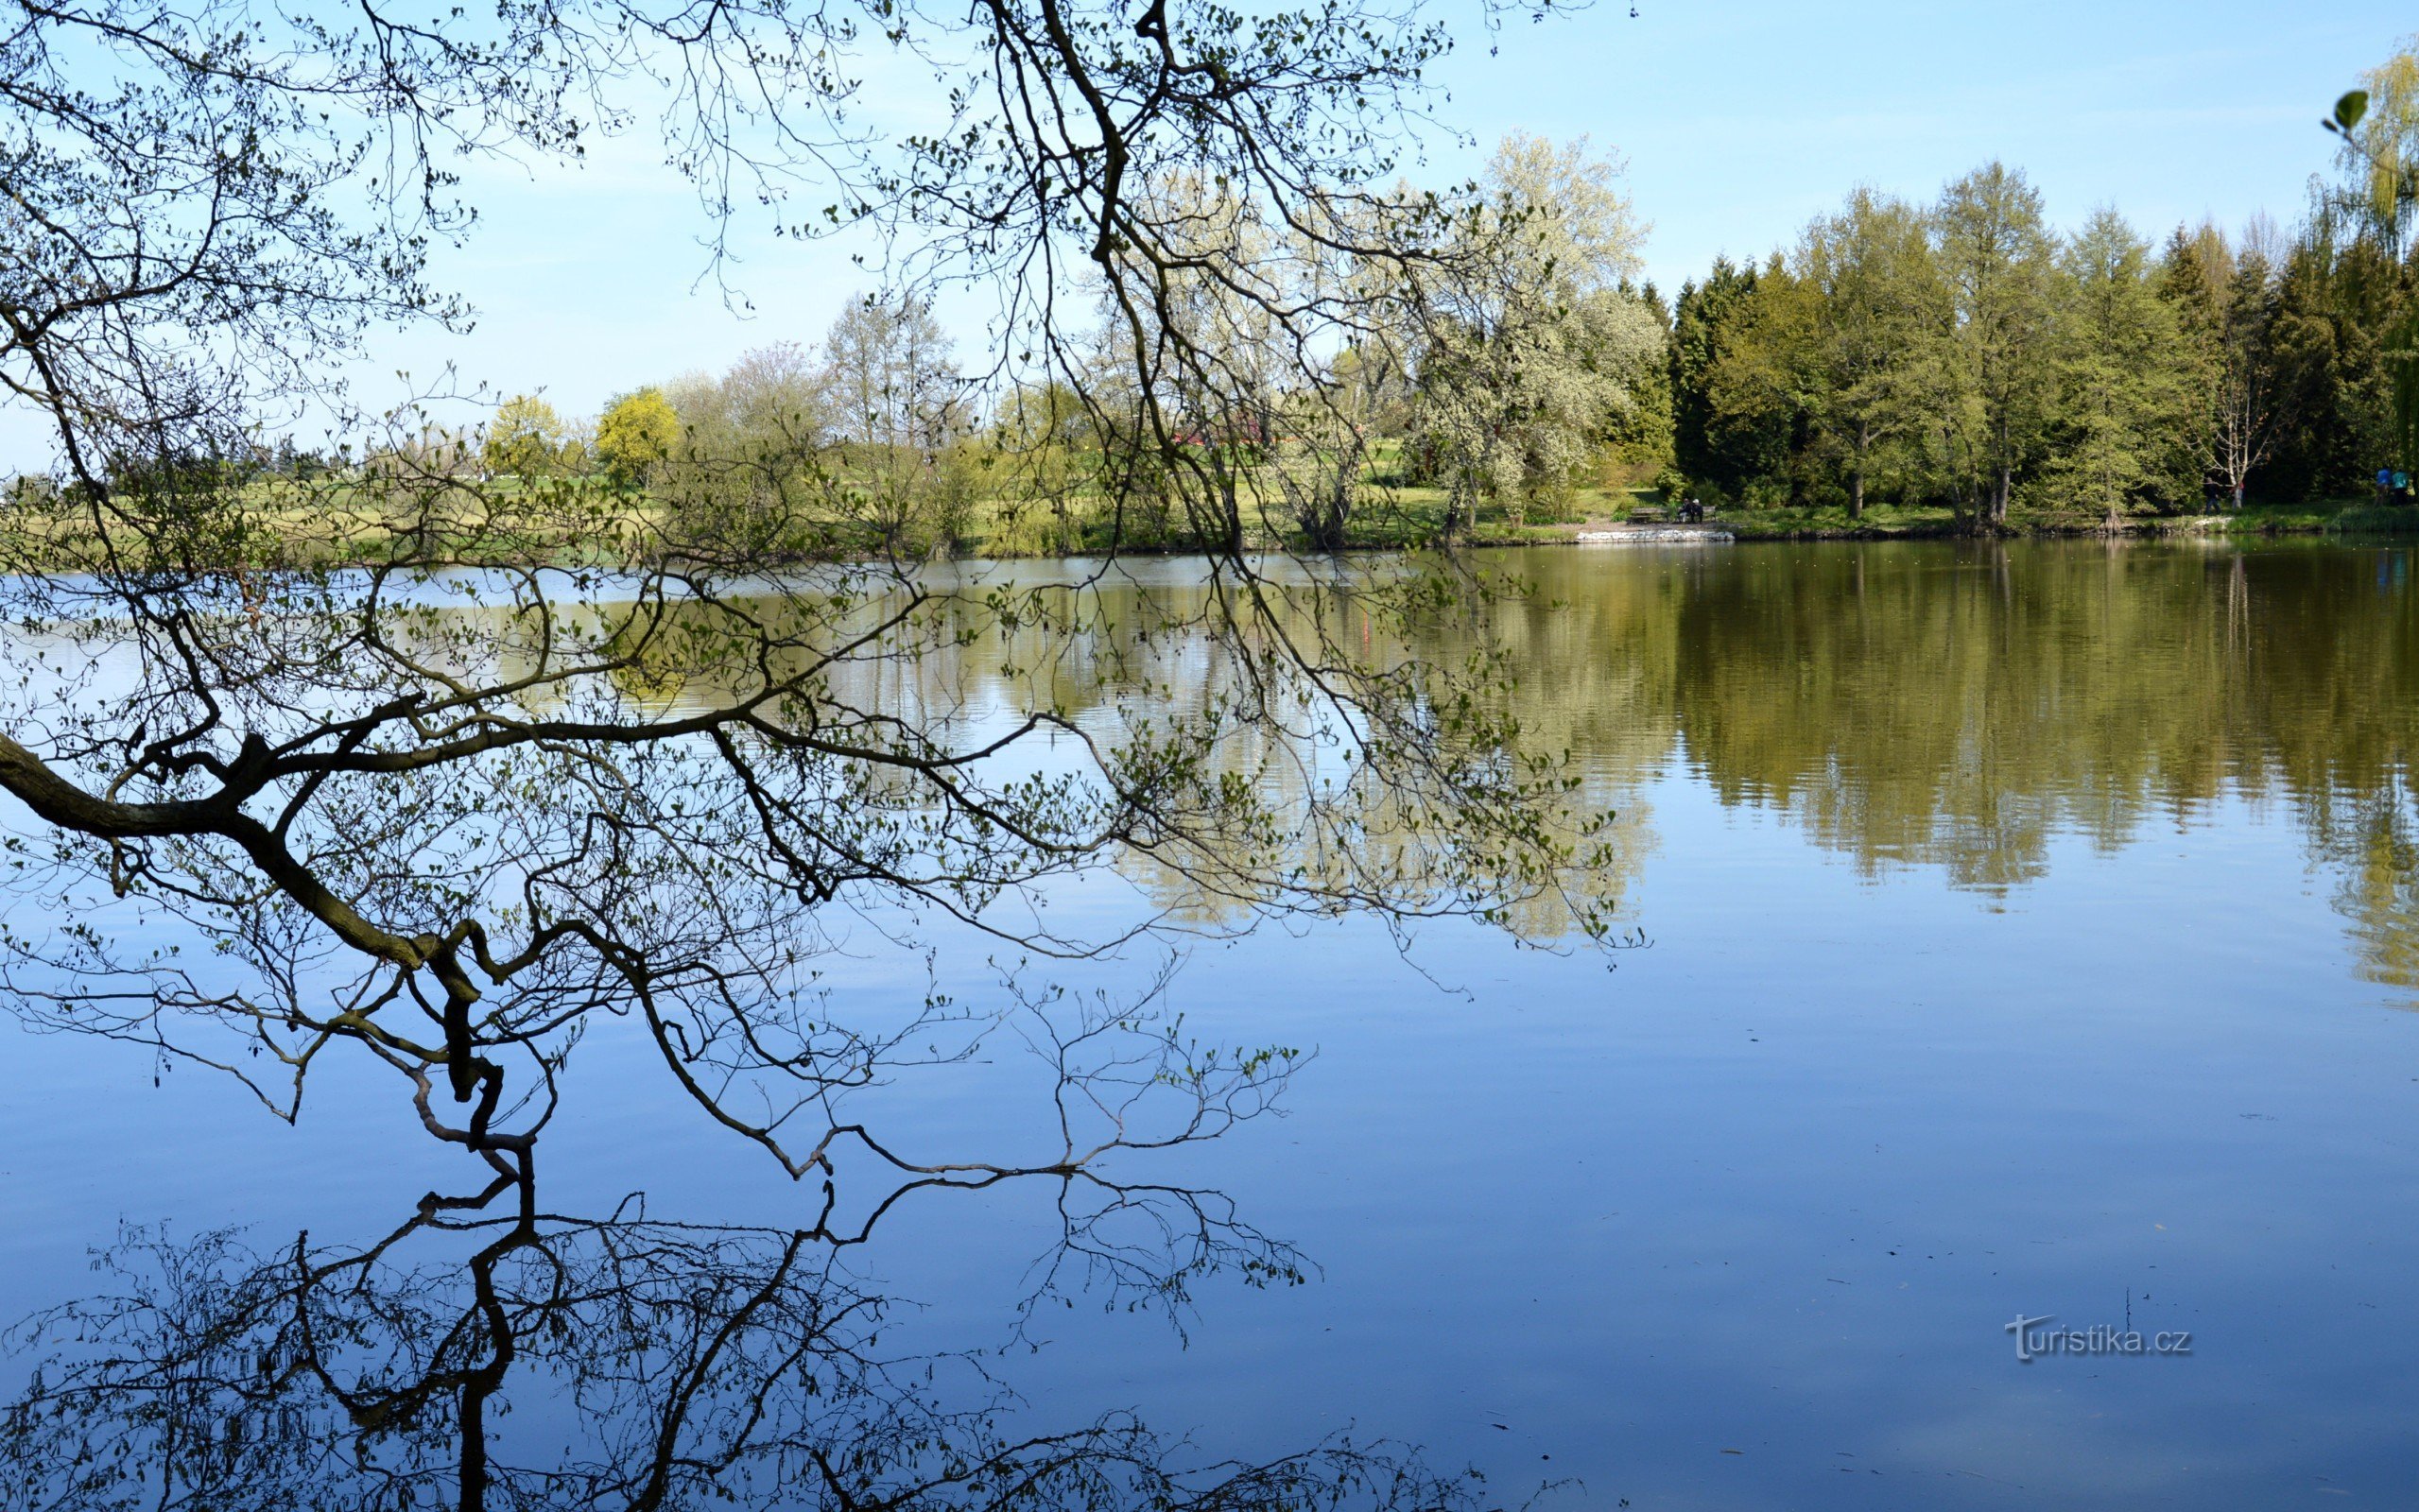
[1643,40,2419,524]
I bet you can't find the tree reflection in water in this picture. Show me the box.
[0,1169,1495,1512]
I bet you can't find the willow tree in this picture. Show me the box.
[2327,43,2419,259]
[0,0,1617,1183]
[1406,135,1663,532]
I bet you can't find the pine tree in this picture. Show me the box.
[2267,208,2408,500]
[1599,280,1677,480]
[2211,248,2287,507]
[1669,258,1779,503]
[1701,256,1823,507]
[2154,222,2228,504]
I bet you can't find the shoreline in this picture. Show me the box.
[1481,509,2419,548]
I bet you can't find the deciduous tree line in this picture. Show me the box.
[1659,40,2419,525]
[450,296,978,558]
[458,32,2419,550]
[333,133,1667,557]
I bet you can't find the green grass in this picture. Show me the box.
[19,464,2405,575]
[951,479,1648,556]
[2206,501,2341,534]
[1676,498,2379,541]
[1714,503,1963,540]
[2326,502,2419,535]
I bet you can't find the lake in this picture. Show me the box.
[2,538,2414,1508]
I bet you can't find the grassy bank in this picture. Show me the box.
[2324,502,2419,535]
[13,472,2415,576]
[1238,484,2419,550]
[1650,496,2418,542]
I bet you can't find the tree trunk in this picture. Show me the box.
[1323,440,1358,551]
[1943,423,1974,533]
[1989,409,2013,531]
[1849,420,1869,521]
[1210,448,1245,557]
[1443,475,1470,545]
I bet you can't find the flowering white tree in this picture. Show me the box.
[1408,136,1665,529]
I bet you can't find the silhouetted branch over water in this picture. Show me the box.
[0,1169,1502,1512]
[0,0,1622,1169]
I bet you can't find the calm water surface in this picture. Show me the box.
[4,539,2416,1507]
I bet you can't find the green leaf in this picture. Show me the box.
[2335,89,2369,130]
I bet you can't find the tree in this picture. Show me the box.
[1089,172,1303,553]
[2209,243,2291,507]
[820,294,967,553]
[1932,163,2062,529]
[595,387,683,487]
[2041,209,2193,525]
[650,344,835,543]
[0,0,1619,1187]
[2264,205,2408,500]
[1408,136,1663,529]
[1699,255,1820,507]
[822,297,959,454]
[1668,258,1777,504]
[2327,38,2419,258]
[2153,218,2243,378]
[1789,188,1944,518]
[1596,281,1676,486]
[2156,220,2289,508]
[1279,340,1414,550]
[481,395,570,478]
[2324,47,2419,478]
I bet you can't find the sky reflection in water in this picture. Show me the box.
[3,540,2415,1508]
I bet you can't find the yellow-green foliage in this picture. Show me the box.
[484,395,570,478]
[596,388,683,486]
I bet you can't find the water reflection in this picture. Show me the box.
[837,543,2419,987]
[1,1171,1485,1512]
[9,540,2419,1509]
[1607,541,2419,986]
[2302,773,2419,992]
[297,540,2419,983]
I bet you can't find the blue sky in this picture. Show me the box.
[1494,0,2400,288]
[4,2,2410,465]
